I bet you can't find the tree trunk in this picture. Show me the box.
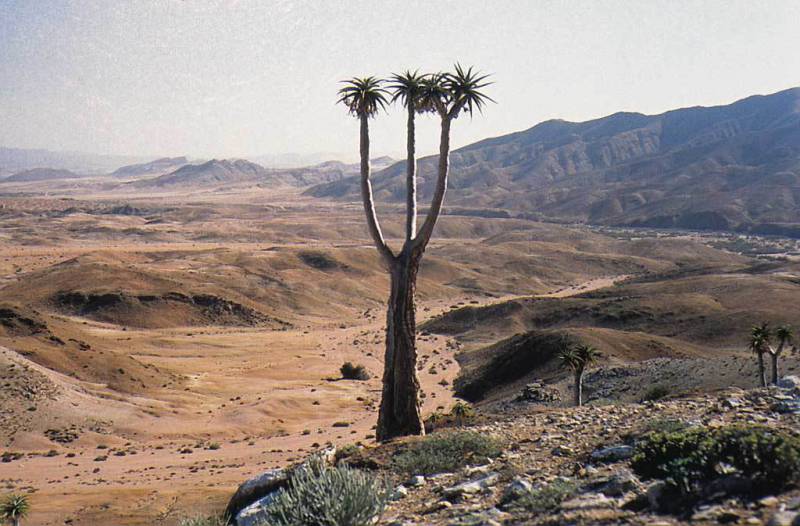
[574,371,583,407]
[377,246,425,441]
[405,104,416,240]
[757,351,767,387]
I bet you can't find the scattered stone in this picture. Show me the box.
[590,445,634,463]
[590,468,642,497]
[772,399,800,415]
[561,492,617,511]
[391,485,408,500]
[407,475,426,487]
[501,476,533,503]
[552,445,575,457]
[766,511,800,526]
[442,473,499,500]
[777,376,800,392]
[515,382,561,404]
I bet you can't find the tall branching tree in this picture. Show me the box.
[771,325,793,384]
[749,323,771,388]
[338,65,493,441]
[559,344,600,407]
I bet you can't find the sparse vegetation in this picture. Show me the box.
[1,494,30,526]
[391,430,502,476]
[632,424,800,511]
[340,362,370,381]
[505,479,578,513]
[256,457,388,526]
[639,417,689,435]
[642,385,670,402]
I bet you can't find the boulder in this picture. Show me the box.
[778,376,800,392]
[236,491,284,526]
[224,468,288,522]
[590,469,642,497]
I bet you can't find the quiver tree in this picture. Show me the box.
[338,66,493,441]
[770,325,793,384]
[749,323,771,388]
[559,344,600,407]
[0,494,29,526]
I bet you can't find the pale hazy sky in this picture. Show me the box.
[1,0,799,161]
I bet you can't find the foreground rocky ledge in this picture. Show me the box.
[227,378,800,526]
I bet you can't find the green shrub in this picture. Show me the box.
[506,479,578,513]
[640,418,689,435]
[258,457,388,526]
[641,385,670,402]
[340,362,370,381]
[391,430,503,476]
[178,515,227,526]
[632,425,800,510]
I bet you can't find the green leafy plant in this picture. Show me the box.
[391,430,502,476]
[259,457,388,526]
[1,494,30,526]
[340,362,370,381]
[632,425,800,511]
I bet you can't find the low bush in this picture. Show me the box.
[632,425,800,511]
[259,457,388,526]
[340,362,370,381]
[640,417,689,435]
[641,385,670,402]
[391,430,503,476]
[506,479,578,513]
[423,402,476,432]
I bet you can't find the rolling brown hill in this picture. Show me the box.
[110,156,189,178]
[307,87,800,236]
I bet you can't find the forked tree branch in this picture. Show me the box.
[360,115,395,264]
[414,115,452,251]
[405,103,417,242]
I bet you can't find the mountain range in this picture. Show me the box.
[132,157,396,189]
[307,87,800,235]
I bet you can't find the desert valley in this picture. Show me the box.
[1,83,800,525]
[3,1,800,523]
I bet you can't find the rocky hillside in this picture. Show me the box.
[223,380,800,526]
[307,87,800,236]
